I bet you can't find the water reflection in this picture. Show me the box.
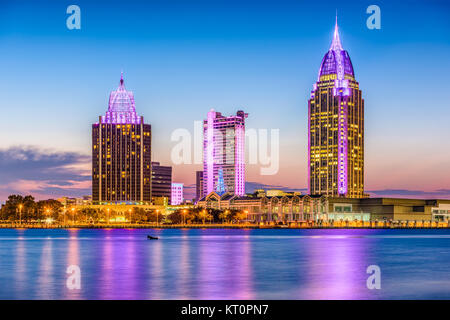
[37,239,53,299]
[100,231,114,299]
[64,229,81,299]
[147,235,163,299]
[14,233,26,297]
[0,229,449,299]
[302,235,369,299]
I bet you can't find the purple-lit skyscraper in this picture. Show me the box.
[203,109,248,196]
[92,74,152,204]
[308,20,365,198]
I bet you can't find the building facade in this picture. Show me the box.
[195,171,204,202]
[323,197,450,222]
[203,109,248,196]
[308,21,365,198]
[197,192,450,223]
[197,191,327,222]
[92,74,152,204]
[151,162,172,204]
[171,183,184,205]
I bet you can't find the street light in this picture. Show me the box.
[18,204,23,225]
[63,207,67,226]
[224,210,229,224]
[71,207,75,225]
[156,210,160,226]
[183,210,187,225]
[128,209,132,224]
[45,207,51,224]
[107,208,110,224]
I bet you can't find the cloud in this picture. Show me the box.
[0,146,91,201]
[245,181,307,194]
[367,189,450,199]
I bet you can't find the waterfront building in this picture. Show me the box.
[203,109,248,196]
[308,20,365,198]
[195,171,204,202]
[197,192,450,223]
[322,197,450,222]
[171,183,184,205]
[57,196,92,207]
[197,191,326,222]
[151,162,172,205]
[92,74,152,204]
[432,203,450,222]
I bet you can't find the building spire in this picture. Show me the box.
[330,12,343,51]
[120,71,124,86]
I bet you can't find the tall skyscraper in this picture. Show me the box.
[308,20,365,198]
[151,162,172,204]
[92,74,152,204]
[203,109,248,196]
[196,170,204,201]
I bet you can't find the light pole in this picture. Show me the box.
[45,208,51,224]
[128,209,132,224]
[156,210,160,226]
[18,204,23,225]
[225,210,229,224]
[71,207,75,225]
[107,208,110,225]
[183,210,187,226]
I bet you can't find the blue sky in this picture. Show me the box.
[0,0,450,200]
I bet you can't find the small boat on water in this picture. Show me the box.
[147,235,159,240]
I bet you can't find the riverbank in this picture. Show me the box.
[1,220,449,229]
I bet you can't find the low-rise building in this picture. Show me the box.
[326,197,450,222]
[197,192,450,223]
[197,191,326,222]
[171,183,184,205]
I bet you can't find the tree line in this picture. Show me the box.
[166,208,247,224]
[1,194,249,224]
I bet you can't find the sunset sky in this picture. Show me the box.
[0,0,449,201]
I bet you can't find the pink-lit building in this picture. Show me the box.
[171,183,184,205]
[203,109,248,196]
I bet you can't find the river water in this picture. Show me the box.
[0,228,449,299]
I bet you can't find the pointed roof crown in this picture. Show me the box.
[101,73,142,124]
[330,18,343,51]
[318,18,355,81]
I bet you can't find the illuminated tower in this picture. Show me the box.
[203,109,247,196]
[308,20,364,198]
[92,73,152,204]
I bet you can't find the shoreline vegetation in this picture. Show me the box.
[2,194,449,230]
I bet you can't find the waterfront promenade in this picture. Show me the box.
[1,220,448,229]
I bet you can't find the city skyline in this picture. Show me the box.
[1,1,450,201]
